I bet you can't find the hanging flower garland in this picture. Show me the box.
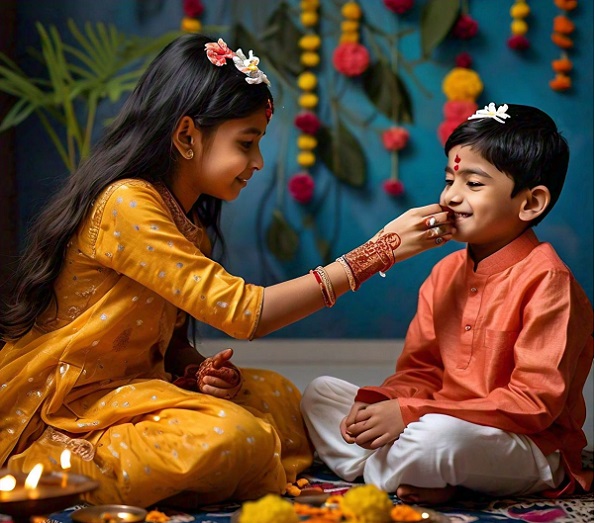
[180,0,204,33]
[437,3,482,145]
[332,1,370,77]
[288,0,321,204]
[507,0,530,51]
[549,0,577,92]
[381,127,409,196]
[379,0,414,197]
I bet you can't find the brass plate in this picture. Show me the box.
[71,504,148,523]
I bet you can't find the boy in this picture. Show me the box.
[300,103,593,504]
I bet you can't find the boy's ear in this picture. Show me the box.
[172,116,197,158]
[519,185,551,223]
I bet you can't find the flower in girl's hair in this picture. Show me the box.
[294,112,321,135]
[205,38,234,66]
[382,179,405,197]
[288,173,315,204]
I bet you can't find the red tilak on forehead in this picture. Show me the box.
[453,154,461,171]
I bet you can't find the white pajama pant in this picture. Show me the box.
[300,376,565,496]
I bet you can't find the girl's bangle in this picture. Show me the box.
[310,265,336,307]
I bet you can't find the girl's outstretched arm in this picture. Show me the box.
[254,203,454,338]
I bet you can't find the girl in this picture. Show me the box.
[0,34,453,507]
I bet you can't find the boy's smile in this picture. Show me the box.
[440,145,530,263]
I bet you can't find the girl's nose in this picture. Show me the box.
[252,150,264,171]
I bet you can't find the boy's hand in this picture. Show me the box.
[196,348,243,399]
[345,399,406,450]
[340,401,369,444]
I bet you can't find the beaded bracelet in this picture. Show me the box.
[310,265,336,307]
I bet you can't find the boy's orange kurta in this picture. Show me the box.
[357,229,593,495]
[0,180,312,506]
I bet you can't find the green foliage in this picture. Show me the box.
[420,0,461,58]
[266,209,300,262]
[316,123,366,188]
[363,60,413,123]
[0,19,181,172]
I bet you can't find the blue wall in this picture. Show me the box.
[14,1,594,339]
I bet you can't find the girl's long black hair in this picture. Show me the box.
[1,33,273,341]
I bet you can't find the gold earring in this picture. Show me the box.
[184,149,194,159]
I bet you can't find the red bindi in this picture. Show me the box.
[453,154,461,171]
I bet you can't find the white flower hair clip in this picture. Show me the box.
[468,102,511,124]
[204,38,270,86]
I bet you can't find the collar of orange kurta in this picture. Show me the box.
[467,228,540,276]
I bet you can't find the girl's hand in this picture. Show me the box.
[196,348,243,399]
[381,204,455,263]
[345,399,406,450]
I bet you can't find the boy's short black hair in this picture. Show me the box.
[444,104,569,226]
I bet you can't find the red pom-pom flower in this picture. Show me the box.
[288,172,315,204]
[183,0,204,17]
[382,179,405,197]
[383,0,414,15]
[381,126,410,151]
[332,43,370,77]
[452,14,479,39]
[294,112,321,135]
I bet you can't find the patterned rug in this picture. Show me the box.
[5,452,593,523]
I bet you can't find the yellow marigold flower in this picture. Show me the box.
[511,19,528,36]
[181,17,202,33]
[341,1,362,20]
[297,134,318,150]
[300,11,319,27]
[510,3,530,18]
[297,151,316,167]
[341,20,360,32]
[301,52,320,67]
[300,0,320,9]
[298,72,318,91]
[299,92,318,108]
[442,67,483,101]
[299,34,321,51]
[339,31,360,44]
[238,494,299,523]
[339,484,393,523]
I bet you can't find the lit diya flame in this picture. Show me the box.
[0,474,17,491]
[25,463,44,489]
[60,449,72,487]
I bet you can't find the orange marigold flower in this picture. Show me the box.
[551,57,573,73]
[554,0,577,10]
[553,15,575,34]
[551,32,574,49]
[549,73,572,91]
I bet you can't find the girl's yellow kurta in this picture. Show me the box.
[0,179,313,507]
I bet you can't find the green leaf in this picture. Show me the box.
[316,123,366,188]
[363,60,413,123]
[0,98,35,131]
[420,0,461,58]
[266,209,299,261]
[260,2,303,78]
[315,237,331,262]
